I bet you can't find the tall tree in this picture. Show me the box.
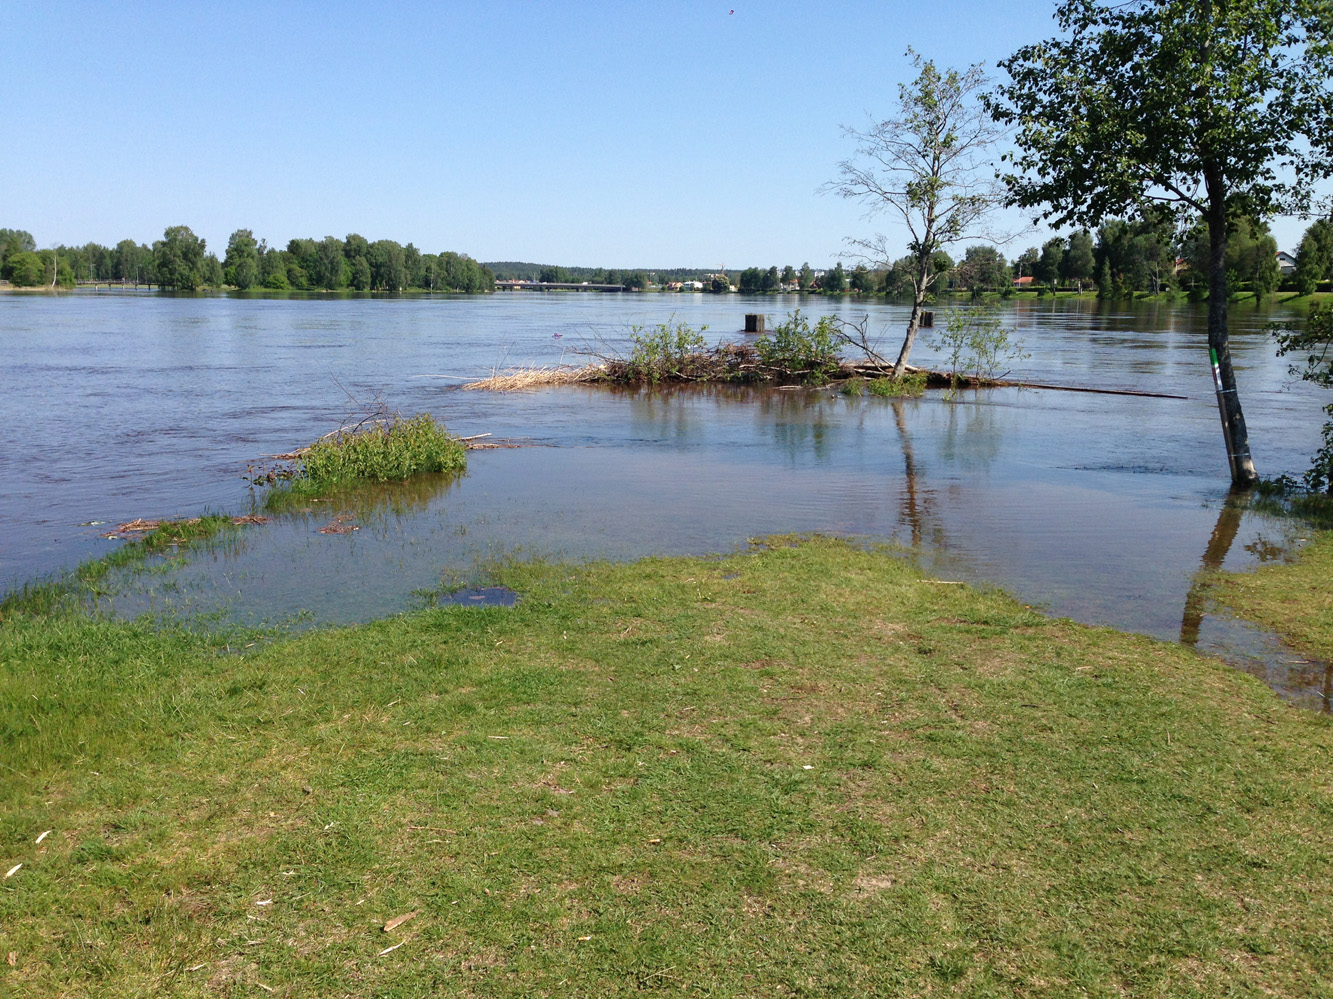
[223,229,260,290]
[990,0,1333,487]
[955,245,1010,291]
[832,50,1003,376]
[1293,218,1333,296]
[153,225,206,291]
[821,262,847,294]
[1062,230,1096,292]
[1035,238,1065,289]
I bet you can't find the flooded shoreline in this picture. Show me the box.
[2,293,1330,708]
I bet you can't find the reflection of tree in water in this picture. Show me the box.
[938,395,1002,470]
[757,389,846,465]
[1181,496,1331,712]
[891,400,928,548]
[1179,496,1244,648]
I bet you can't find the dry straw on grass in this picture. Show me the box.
[464,365,606,392]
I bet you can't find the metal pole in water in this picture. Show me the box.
[1210,346,1239,482]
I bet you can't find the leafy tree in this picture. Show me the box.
[797,262,813,293]
[1182,216,1278,299]
[623,270,650,290]
[954,245,1010,291]
[258,243,290,290]
[349,255,372,291]
[1035,238,1065,289]
[1272,305,1333,490]
[2,250,44,286]
[832,50,1003,376]
[404,243,423,289]
[1062,230,1095,292]
[223,229,260,290]
[1293,218,1333,295]
[1012,246,1039,282]
[201,253,225,288]
[989,0,1333,487]
[315,236,347,290]
[738,267,765,294]
[820,262,847,294]
[370,240,406,291]
[850,263,876,293]
[153,225,206,291]
[0,228,36,270]
[781,265,796,284]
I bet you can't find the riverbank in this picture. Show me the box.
[2,535,1330,996]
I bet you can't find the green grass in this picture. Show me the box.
[0,514,242,619]
[266,414,466,509]
[2,536,1331,996]
[1211,529,1333,662]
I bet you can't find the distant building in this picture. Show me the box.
[1013,275,1035,287]
[1276,251,1297,276]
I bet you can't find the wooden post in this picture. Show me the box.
[745,313,765,334]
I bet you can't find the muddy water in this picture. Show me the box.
[2,291,1328,709]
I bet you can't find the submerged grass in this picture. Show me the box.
[2,536,1331,996]
[0,514,247,619]
[1211,529,1333,662]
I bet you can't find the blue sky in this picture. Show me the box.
[0,0,1316,268]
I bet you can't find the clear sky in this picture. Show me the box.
[0,0,1316,269]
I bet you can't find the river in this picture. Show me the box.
[1,290,1328,708]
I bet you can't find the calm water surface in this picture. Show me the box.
[1,291,1328,708]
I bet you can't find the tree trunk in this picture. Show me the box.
[893,259,930,379]
[1205,193,1258,487]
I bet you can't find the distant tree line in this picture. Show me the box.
[0,226,493,293]
[485,262,652,288]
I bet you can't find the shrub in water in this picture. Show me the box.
[300,413,466,488]
[867,371,927,397]
[756,310,841,383]
[627,320,710,383]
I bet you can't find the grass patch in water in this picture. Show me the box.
[1211,528,1333,662]
[2,536,1331,995]
[263,413,466,511]
[0,514,247,619]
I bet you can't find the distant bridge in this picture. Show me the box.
[495,280,627,292]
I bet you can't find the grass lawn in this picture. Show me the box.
[2,537,1331,997]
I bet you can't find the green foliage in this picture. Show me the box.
[1293,219,1333,296]
[0,227,36,271]
[820,262,847,294]
[626,319,710,383]
[991,1,1333,233]
[953,245,1010,292]
[295,413,466,491]
[1272,305,1333,491]
[2,250,45,286]
[223,229,259,290]
[867,371,927,396]
[756,310,841,383]
[152,225,206,291]
[932,303,1028,390]
[833,49,1002,368]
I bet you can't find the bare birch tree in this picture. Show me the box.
[830,51,1004,378]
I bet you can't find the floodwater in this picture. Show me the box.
[1,290,1328,709]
